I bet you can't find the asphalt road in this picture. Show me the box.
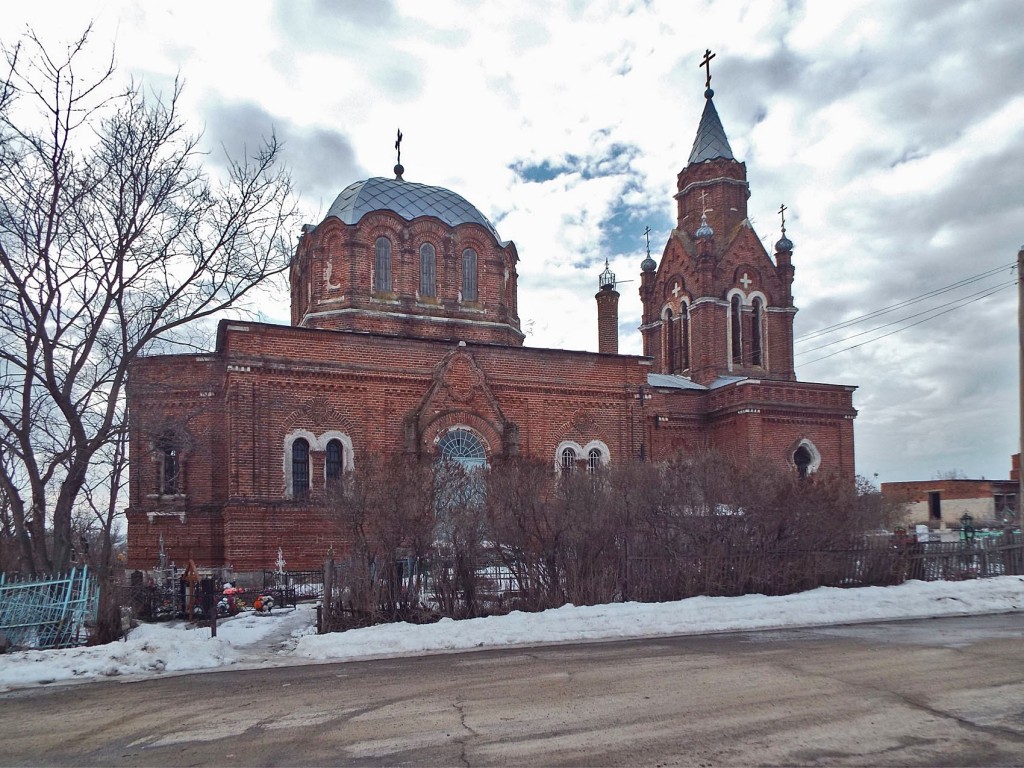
[2,613,1024,766]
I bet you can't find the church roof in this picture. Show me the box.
[325,176,501,240]
[687,96,734,164]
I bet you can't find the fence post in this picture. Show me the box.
[322,552,335,634]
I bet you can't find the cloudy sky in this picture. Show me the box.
[7,0,1024,484]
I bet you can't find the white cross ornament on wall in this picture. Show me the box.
[739,273,752,290]
[671,282,681,297]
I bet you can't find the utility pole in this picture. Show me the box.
[1018,247,1024,527]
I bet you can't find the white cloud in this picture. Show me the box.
[6,0,1023,482]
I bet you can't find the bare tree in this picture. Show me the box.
[0,28,297,573]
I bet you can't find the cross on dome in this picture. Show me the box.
[394,128,405,180]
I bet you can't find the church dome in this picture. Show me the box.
[325,177,501,241]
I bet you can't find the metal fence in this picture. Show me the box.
[0,567,100,650]
[261,569,324,600]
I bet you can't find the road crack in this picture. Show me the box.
[452,699,478,768]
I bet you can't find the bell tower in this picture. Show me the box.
[640,50,798,385]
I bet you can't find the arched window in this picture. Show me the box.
[156,432,180,495]
[794,446,812,479]
[587,448,602,473]
[679,303,690,371]
[291,438,310,498]
[461,248,478,301]
[663,309,675,373]
[436,428,488,523]
[419,242,436,298]
[791,440,821,479]
[730,294,742,365]
[437,427,487,469]
[560,447,577,473]
[325,439,344,484]
[374,237,392,293]
[751,297,764,366]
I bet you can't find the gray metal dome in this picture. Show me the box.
[325,177,500,240]
[695,212,714,240]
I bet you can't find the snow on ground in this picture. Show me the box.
[1,577,1022,692]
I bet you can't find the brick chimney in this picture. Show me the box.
[596,260,619,354]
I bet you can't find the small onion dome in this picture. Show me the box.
[394,163,405,180]
[695,212,714,240]
[775,234,794,252]
[641,254,657,273]
[599,259,616,290]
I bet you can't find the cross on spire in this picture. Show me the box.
[644,225,652,257]
[395,128,403,165]
[700,48,716,90]
[778,203,787,234]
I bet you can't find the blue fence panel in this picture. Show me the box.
[0,567,100,649]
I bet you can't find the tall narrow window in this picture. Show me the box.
[326,439,344,484]
[751,297,763,366]
[461,248,478,301]
[664,309,675,373]
[560,447,577,473]
[374,237,392,293]
[730,295,742,365]
[292,438,310,498]
[156,432,180,495]
[680,303,690,371]
[587,448,602,473]
[419,242,436,297]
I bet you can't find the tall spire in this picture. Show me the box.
[687,49,734,164]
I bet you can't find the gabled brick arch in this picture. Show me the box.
[283,394,357,439]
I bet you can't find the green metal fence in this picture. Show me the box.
[0,567,100,650]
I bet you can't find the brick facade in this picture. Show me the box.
[126,88,857,570]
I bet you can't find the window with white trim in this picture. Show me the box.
[325,439,344,485]
[751,296,764,366]
[560,446,577,473]
[292,438,310,498]
[730,294,742,365]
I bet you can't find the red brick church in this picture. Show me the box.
[126,75,857,570]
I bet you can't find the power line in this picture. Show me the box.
[795,279,1016,357]
[798,281,1014,366]
[795,262,1015,343]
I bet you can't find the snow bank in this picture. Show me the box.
[2,577,1022,691]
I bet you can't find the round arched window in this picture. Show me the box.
[560,447,577,473]
[437,428,487,469]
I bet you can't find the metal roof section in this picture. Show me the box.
[647,373,707,391]
[325,177,501,241]
[709,375,747,389]
[687,97,734,164]
[647,374,749,391]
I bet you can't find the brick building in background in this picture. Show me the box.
[126,80,857,570]
[881,455,1020,530]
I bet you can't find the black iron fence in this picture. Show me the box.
[317,532,1024,632]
